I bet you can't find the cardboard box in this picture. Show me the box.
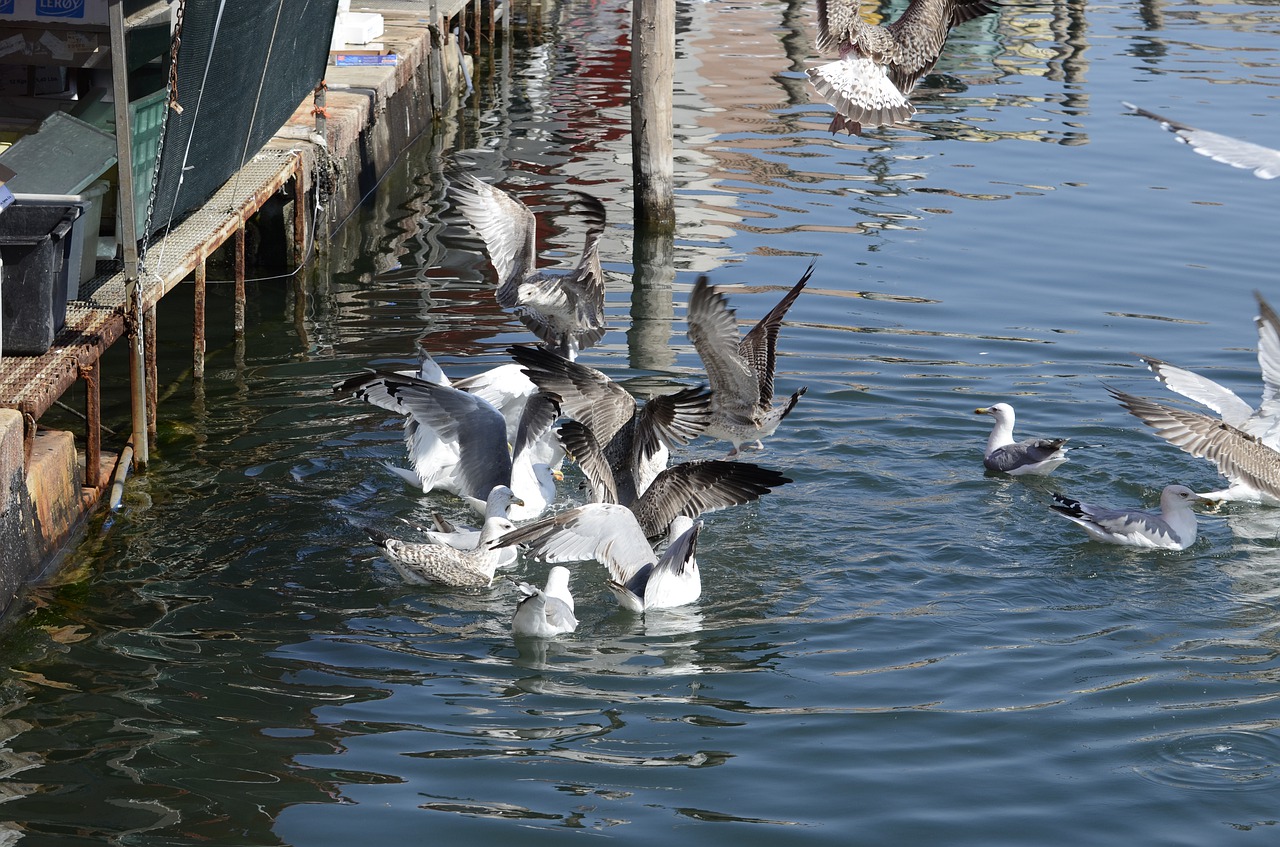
[0,0,109,27]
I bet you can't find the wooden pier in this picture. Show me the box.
[0,0,485,603]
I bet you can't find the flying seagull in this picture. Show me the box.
[1108,386,1280,505]
[687,265,811,458]
[808,0,998,134]
[1124,102,1280,180]
[450,171,608,357]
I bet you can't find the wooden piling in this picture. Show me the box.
[292,168,307,267]
[631,0,676,231]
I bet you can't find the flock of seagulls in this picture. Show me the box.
[975,293,1280,552]
[340,174,802,639]
[336,1,1278,636]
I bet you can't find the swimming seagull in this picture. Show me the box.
[1107,386,1280,505]
[338,369,561,520]
[511,566,578,638]
[1124,102,1280,180]
[498,507,702,612]
[511,344,712,499]
[367,515,518,587]
[1048,484,1206,550]
[687,266,811,458]
[417,485,524,568]
[808,0,998,134]
[973,402,1072,476]
[449,171,607,357]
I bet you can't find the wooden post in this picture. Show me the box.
[193,260,206,381]
[631,0,675,231]
[292,166,307,267]
[234,222,246,335]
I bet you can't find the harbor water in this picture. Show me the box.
[1,0,1279,843]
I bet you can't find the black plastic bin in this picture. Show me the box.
[0,203,82,356]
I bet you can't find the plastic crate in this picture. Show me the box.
[0,202,82,356]
[12,179,109,299]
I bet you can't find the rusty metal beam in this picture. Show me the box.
[193,260,206,381]
[234,222,246,335]
[82,363,101,489]
[144,304,158,443]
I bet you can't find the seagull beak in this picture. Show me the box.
[512,496,526,507]
[552,469,565,482]
[974,407,991,415]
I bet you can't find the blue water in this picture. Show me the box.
[3,0,1280,844]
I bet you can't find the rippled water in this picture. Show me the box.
[3,0,1280,843]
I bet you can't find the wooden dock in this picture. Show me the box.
[0,0,488,601]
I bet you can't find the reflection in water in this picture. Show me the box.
[4,0,1280,843]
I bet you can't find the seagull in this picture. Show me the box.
[338,369,561,520]
[367,515,518,587]
[1048,484,1206,550]
[417,485,524,568]
[973,402,1072,475]
[1108,386,1280,505]
[1134,292,1280,451]
[510,344,711,500]
[450,171,607,357]
[558,418,792,536]
[687,267,811,458]
[499,507,702,612]
[808,0,998,134]
[511,566,578,638]
[1124,102,1280,180]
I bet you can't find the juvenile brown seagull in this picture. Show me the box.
[687,266,811,458]
[808,0,997,134]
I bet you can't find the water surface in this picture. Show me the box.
[3,0,1280,844]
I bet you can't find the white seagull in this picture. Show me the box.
[511,344,711,501]
[367,515,518,587]
[1108,386,1280,506]
[499,506,702,612]
[687,266,811,458]
[511,566,578,638]
[450,171,608,357]
[1125,102,1280,180]
[1049,484,1206,550]
[974,402,1072,476]
[339,369,560,521]
[808,0,998,134]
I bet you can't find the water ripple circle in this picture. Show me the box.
[1134,729,1280,792]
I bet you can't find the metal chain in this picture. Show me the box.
[138,0,187,275]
